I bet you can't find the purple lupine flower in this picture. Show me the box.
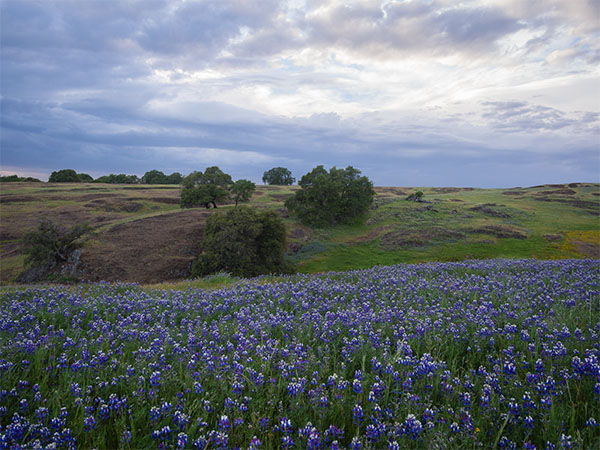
[83,415,97,432]
[353,404,364,424]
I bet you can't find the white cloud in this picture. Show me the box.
[1,0,598,186]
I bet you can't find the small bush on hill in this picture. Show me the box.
[285,165,375,227]
[406,191,424,201]
[192,206,291,278]
[22,219,93,268]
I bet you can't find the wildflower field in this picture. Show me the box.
[1,259,598,449]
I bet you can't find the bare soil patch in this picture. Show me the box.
[532,197,599,214]
[84,199,144,212]
[534,189,577,196]
[573,240,600,258]
[543,234,562,242]
[530,184,566,189]
[430,187,475,194]
[502,191,528,196]
[350,225,396,244]
[471,226,527,239]
[81,210,212,283]
[381,227,465,249]
[270,193,294,201]
[470,204,511,218]
[121,186,179,190]
[0,195,38,203]
[376,187,408,196]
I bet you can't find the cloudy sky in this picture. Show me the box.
[1,0,599,187]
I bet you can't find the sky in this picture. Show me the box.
[1,0,599,187]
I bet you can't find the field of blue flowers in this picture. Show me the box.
[1,259,598,449]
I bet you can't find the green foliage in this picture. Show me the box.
[406,190,424,201]
[49,169,82,182]
[141,170,182,184]
[77,173,93,182]
[93,173,140,184]
[191,206,290,278]
[0,174,41,182]
[21,219,92,268]
[230,179,256,206]
[285,165,375,227]
[262,167,295,185]
[180,167,233,208]
[141,170,167,184]
[166,172,183,184]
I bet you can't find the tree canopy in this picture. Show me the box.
[180,166,233,208]
[230,179,256,206]
[285,165,375,227]
[140,170,183,184]
[262,167,295,185]
[49,169,84,183]
[94,174,140,184]
[0,175,41,182]
[192,206,288,278]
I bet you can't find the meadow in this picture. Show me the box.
[1,259,598,448]
[1,182,599,284]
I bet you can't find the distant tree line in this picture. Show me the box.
[29,166,303,185]
[10,166,307,186]
[0,175,41,182]
[45,169,183,184]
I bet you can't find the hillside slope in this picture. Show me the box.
[0,182,598,283]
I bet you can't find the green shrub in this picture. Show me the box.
[191,206,292,278]
[22,219,92,268]
[285,165,375,227]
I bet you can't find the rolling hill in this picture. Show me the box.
[0,181,598,284]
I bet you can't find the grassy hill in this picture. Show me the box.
[0,181,598,284]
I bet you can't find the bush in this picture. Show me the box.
[191,206,291,278]
[285,165,375,227]
[406,191,424,202]
[22,219,92,268]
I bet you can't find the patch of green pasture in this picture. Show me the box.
[0,253,25,285]
[297,233,581,273]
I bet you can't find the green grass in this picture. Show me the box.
[1,182,598,283]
